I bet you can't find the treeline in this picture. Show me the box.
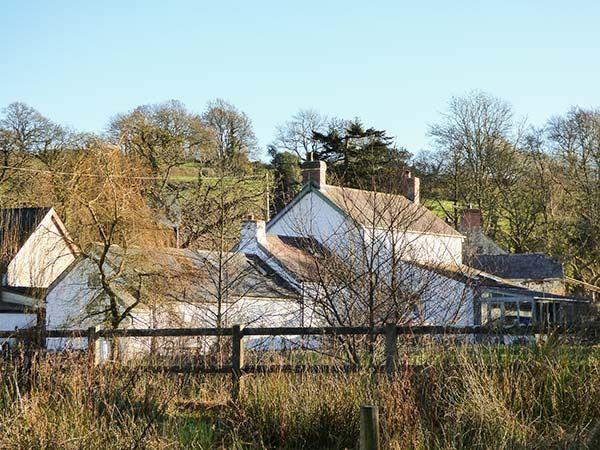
[267,93,600,289]
[0,93,599,287]
[0,99,266,256]
[419,92,600,288]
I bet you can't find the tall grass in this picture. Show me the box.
[1,343,599,449]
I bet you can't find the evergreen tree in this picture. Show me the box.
[312,119,411,189]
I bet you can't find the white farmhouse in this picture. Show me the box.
[41,158,589,356]
[236,158,587,328]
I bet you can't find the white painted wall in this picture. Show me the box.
[401,231,463,265]
[6,211,75,288]
[267,189,472,326]
[268,191,353,249]
[0,313,36,331]
[400,262,475,326]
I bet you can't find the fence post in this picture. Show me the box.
[384,322,398,377]
[87,326,99,367]
[360,405,380,450]
[231,324,245,401]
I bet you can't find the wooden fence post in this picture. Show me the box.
[87,326,99,367]
[360,405,380,450]
[231,324,245,401]
[384,323,397,377]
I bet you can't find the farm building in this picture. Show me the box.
[238,157,589,328]
[2,161,591,356]
[45,245,311,354]
[0,207,77,340]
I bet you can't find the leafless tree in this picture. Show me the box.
[428,91,526,237]
[272,109,330,159]
[109,100,215,229]
[202,99,258,172]
[178,174,268,249]
[43,142,170,357]
[545,108,600,287]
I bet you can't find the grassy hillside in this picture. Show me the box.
[423,198,455,220]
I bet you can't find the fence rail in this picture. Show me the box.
[2,323,600,340]
[3,323,599,400]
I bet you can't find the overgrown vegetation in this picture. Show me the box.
[2,343,599,449]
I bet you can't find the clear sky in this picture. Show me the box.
[2,1,599,160]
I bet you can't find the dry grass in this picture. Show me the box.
[1,343,599,449]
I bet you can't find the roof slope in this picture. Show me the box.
[0,207,51,273]
[320,185,463,237]
[85,245,299,303]
[467,253,564,280]
[263,235,333,283]
[412,261,583,302]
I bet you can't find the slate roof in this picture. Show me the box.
[0,207,51,273]
[85,245,299,304]
[320,185,463,237]
[409,261,520,288]
[411,261,585,303]
[467,253,564,281]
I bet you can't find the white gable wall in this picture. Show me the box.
[6,211,75,288]
[268,190,353,248]
[269,189,463,265]
[266,188,472,326]
[45,257,102,333]
[396,230,463,265]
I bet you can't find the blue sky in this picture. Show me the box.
[2,1,599,160]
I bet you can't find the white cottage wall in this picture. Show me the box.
[6,212,75,288]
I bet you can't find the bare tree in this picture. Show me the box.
[279,178,472,365]
[44,141,171,356]
[545,108,600,287]
[428,91,525,236]
[202,99,258,172]
[272,109,329,159]
[0,103,71,206]
[109,100,215,229]
[178,174,267,250]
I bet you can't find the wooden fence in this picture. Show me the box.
[2,323,599,399]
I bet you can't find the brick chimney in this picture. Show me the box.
[400,170,420,204]
[239,214,266,254]
[302,152,327,188]
[460,206,482,232]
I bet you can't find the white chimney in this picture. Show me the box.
[239,214,266,254]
